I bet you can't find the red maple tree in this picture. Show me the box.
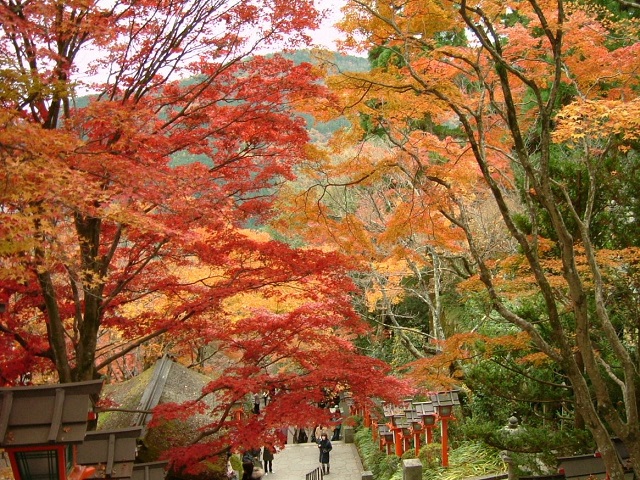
[0,0,412,467]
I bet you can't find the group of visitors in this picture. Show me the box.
[235,445,275,479]
[252,390,276,415]
[294,405,342,444]
[227,431,333,479]
[226,391,341,478]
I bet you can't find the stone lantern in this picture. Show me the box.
[429,390,460,467]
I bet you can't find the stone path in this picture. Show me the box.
[255,440,365,480]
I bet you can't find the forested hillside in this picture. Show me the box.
[168,50,366,167]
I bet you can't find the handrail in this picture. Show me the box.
[305,466,324,480]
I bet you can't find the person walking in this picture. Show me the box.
[317,432,332,475]
[330,406,342,441]
[253,393,260,414]
[226,452,238,480]
[242,448,261,467]
[241,460,264,480]
[314,425,325,442]
[262,445,274,474]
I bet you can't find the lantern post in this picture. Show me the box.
[405,410,423,455]
[413,401,438,455]
[501,415,521,480]
[430,391,460,467]
[377,424,394,454]
[0,380,104,480]
[382,403,407,457]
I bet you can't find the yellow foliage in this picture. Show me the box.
[222,284,312,320]
[554,98,640,146]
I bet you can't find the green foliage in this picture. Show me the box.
[434,29,468,47]
[418,443,442,470]
[354,330,394,365]
[422,441,503,480]
[406,114,465,139]
[358,104,388,138]
[369,46,406,70]
[378,454,402,480]
[389,332,424,368]
[457,280,638,452]
[573,0,640,21]
[354,427,401,480]
[462,415,593,452]
[353,424,506,480]
[511,133,640,252]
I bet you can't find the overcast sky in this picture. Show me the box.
[72,0,352,92]
[310,0,346,50]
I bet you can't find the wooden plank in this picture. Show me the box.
[48,389,65,443]
[0,391,13,442]
[106,433,116,476]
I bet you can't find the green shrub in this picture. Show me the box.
[353,422,503,480]
[377,454,401,479]
[354,426,400,480]
[401,448,416,460]
[419,443,442,470]
[423,441,503,480]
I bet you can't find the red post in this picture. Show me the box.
[393,427,404,457]
[414,430,421,456]
[233,408,243,421]
[403,431,412,452]
[441,417,450,467]
[426,425,434,444]
[372,421,378,442]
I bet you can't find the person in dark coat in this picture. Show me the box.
[253,393,260,414]
[242,450,255,466]
[317,433,333,474]
[241,461,254,480]
[262,445,274,473]
[242,448,262,470]
[241,460,264,480]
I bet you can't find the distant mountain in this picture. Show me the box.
[73,50,367,158]
[272,50,368,140]
[280,49,370,72]
[73,50,368,102]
